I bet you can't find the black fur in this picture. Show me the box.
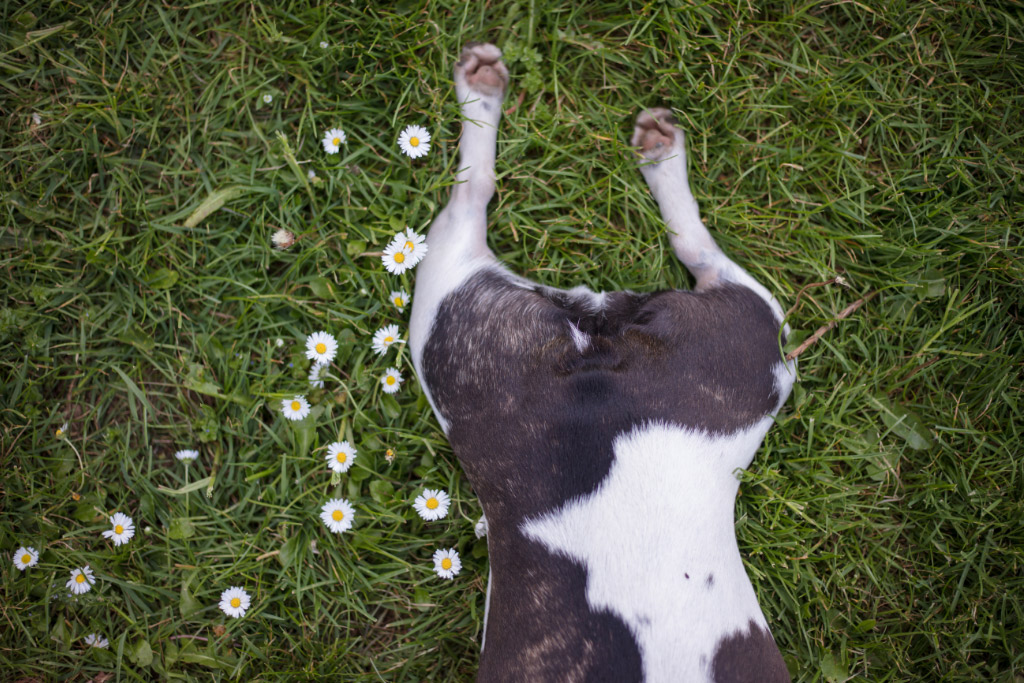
[711,621,790,683]
[421,267,787,682]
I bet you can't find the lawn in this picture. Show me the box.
[1,1,1021,680]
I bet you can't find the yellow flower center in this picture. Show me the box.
[386,449,394,457]
[404,240,414,251]
[290,401,301,411]
[315,342,327,354]
[230,597,241,608]
[75,574,85,584]
[441,558,452,570]
[409,136,420,147]
[386,376,396,385]
[384,336,393,344]
[426,498,439,510]
[336,452,347,463]
[332,137,341,146]
[56,429,63,437]
[21,554,31,564]
[114,525,124,535]
[394,297,403,306]
[393,252,405,263]
[332,510,344,522]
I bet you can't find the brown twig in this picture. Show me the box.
[786,276,840,318]
[786,291,878,361]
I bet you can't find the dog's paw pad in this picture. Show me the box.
[455,42,509,98]
[631,108,682,160]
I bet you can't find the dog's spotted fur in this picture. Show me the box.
[410,43,795,683]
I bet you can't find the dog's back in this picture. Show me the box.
[420,267,792,682]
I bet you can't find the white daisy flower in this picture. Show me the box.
[84,633,109,649]
[271,228,295,249]
[174,449,199,462]
[371,324,402,356]
[262,94,273,104]
[305,331,338,364]
[67,565,96,595]
[380,368,403,394]
[398,124,431,159]
[309,362,329,389]
[13,546,39,571]
[282,395,311,421]
[381,240,412,275]
[319,40,328,49]
[219,586,251,619]
[432,548,461,580]
[322,127,347,154]
[325,441,357,474]
[55,421,68,439]
[390,290,410,312]
[413,489,451,521]
[320,498,355,534]
[394,227,428,266]
[101,512,135,547]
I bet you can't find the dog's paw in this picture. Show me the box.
[455,42,509,101]
[631,108,684,162]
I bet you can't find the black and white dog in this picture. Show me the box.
[409,43,795,683]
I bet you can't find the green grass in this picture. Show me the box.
[2,1,1022,680]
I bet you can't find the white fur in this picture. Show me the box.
[409,50,508,434]
[638,130,789,329]
[567,321,591,352]
[521,419,777,683]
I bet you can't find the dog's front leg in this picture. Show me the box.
[631,109,787,324]
[409,43,509,395]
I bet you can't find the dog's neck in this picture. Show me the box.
[477,419,777,682]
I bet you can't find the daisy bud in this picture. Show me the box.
[271,229,295,250]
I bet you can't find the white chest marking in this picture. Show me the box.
[521,419,776,683]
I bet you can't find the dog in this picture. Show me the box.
[408,43,795,683]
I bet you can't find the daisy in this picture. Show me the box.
[219,586,251,618]
[271,228,295,249]
[325,441,357,474]
[381,240,412,275]
[84,633,109,649]
[390,290,410,312]
[319,40,328,49]
[398,124,431,159]
[309,362,329,389]
[305,331,338,364]
[413,489,451,521]
[67,565,96,595]
[380,368,403,394]
[322,127,347,155]
[262,94,273,104]
[55,421,68,439]
[320,498,355,534]
[101,512,135,547]
[13,546,39,571]
[371,324,402,355]
[282,395,311,421]
[174,449,199,462]
[394,227,428,266]
[432,548,461,580]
